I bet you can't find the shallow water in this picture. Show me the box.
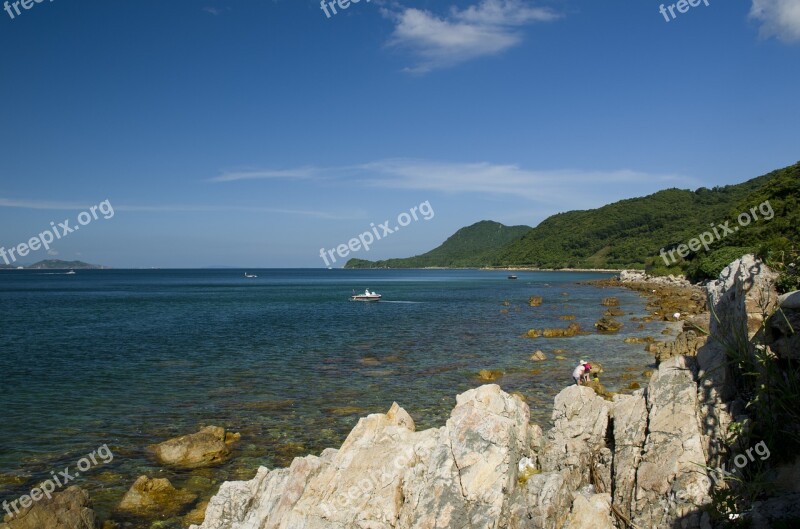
[0,269,667,525]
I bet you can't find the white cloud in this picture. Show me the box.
[203,7,228,16]
[384,0,560,73]
[0,198,94,210]
[47,249,59,256]
[208,167,319,183]
[0,197,360,220]
[352,159,697,208]
[750,0,800,42]
[216,159,698,212]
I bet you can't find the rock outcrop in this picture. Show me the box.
[191,388,539,529]
[117,476,197,518]
[150,425,240,469]
[594,316,622,333]
[619,269,692,287]
[651,328,707,363]
[527,323,582,339]
[766,289,800,360]
[191,368,718,529]
[190,255,793,529]
[0,487,96,529]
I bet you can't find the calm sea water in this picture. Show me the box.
[0,269,666,524]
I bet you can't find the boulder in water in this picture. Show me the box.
[117,476,197,518]
[150,426,239,469]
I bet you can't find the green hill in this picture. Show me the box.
[345,220,531,268]
[493,162,798,278]
[682,162,800,280]
[345,162,799,280]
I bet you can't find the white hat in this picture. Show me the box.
[579,359,587,364]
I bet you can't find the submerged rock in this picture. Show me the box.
[529,296,543,307]
[594,316,622,333]
[150,426,239,469]
[0,486,96,529]
[117,476,197,518]
[477,368,504,381]
[527,323,582,338]
[530,350,547,361]
[600,297,619,307]
[183,500,209,526]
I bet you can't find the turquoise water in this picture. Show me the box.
[0,269,664,524]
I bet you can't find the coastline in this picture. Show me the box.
[189,258,781,529]
[0,269,700,529]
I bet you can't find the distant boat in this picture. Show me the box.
[244,272,257,278]
[507,275,518,280]
[350,288,382,302]
[65,269,76,275]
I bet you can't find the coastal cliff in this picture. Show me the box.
[190,256,800,529]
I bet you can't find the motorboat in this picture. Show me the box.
[350,288,382,302]
[244,272,257,278]
[65,269,76,275]
[507,275,518,280]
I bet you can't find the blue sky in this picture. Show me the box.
[0,0,798,267]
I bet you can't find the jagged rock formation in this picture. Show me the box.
[191,354,731,529]
[766,290,800,361]
[651,328,708,363]
[192,255,788,529]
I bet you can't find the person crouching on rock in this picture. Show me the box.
[572,360,586,386]
[572,360,591,385]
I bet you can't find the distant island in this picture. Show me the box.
[346,161,800,281]
[0,259,108,270]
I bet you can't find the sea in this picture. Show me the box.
[0,268,668,525]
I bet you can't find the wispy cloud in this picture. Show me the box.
[203,6,228,16]
[208,167,320,183]
[209,159,698,211]
[384,0,560,73]
[0,198,361,220]
[750,0,800,42]
[0,198,94,210]
[115,204,360,220]
[351,159,696,207]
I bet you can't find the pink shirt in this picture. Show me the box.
[572,365,586,378]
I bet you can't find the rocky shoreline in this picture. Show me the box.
[5,257,798,528]
[186,256,800,529]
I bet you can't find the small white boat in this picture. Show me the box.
[65,269,76,275]
[244,272,257,278]
[351,288,382,302]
